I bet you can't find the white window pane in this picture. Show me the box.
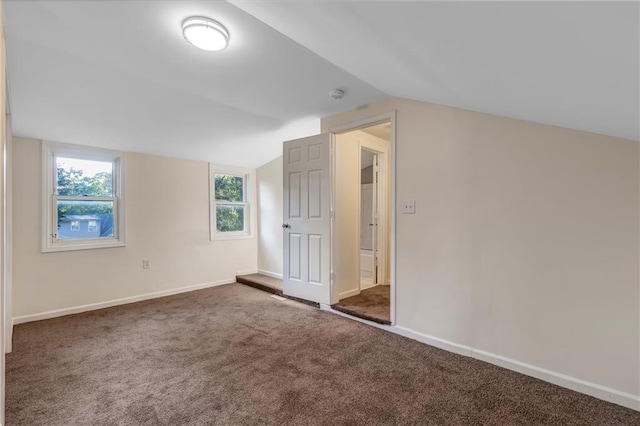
[216,205,245,232]
[214,174,243,202]
[56,157,113,197]
[57,200,114,239]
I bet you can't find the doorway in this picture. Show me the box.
[281,112,395,324]
[330,121,392,324]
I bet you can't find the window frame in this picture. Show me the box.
[42,141,126,252]
[209,165,253,240]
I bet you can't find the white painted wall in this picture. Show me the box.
[12,137,258,320]
[256,156,283,278]
[321,97,640,405]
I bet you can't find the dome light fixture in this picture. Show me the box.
[182,16,230,52]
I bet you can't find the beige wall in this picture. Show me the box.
[12,137,257,319]
[256,156,283,277]
[322,98,639,400]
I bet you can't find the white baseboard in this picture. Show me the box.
[235,269,258,276]
[322,309,639,411]
[472,349,640,411]
[257,269,283,279]
[393,325,473,357]
[13,279,235,325]
[339,288,360,300]
[392,326,639,411]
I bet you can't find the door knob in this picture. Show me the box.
[282,223,291,229]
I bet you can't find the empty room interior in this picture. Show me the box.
[0,1,638,424]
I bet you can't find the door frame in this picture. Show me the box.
[358,150,377,289]
[328,111,397,325]
[358,145,384,292]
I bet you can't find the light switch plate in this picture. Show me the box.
[402,200,416,214]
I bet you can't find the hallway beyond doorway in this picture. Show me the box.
[331,285,390,325]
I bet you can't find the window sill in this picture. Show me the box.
[210,234,254,242]
[42,240,126,253]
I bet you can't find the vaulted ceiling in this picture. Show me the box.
[5,1,638,168]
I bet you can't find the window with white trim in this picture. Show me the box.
[210,166,251,239]
[42,141,125,252]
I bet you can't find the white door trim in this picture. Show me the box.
[328,111,397,325]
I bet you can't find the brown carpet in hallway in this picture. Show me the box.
[6,283,639,425]
[333,285,390,324]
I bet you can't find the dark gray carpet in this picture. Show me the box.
[6,283,639,425]
[333,285,390,324]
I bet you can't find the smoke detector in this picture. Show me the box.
[329,89,345,100]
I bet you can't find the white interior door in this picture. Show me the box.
[283,133,331,304]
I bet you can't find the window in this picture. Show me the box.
[42,141,125,252]
[210,166,252,239]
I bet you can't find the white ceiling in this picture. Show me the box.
[5,1,639,168]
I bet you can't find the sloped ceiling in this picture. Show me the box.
[5,1,639,168]
[233,1,639,143]
[4,1,385,167]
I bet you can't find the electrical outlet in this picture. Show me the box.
[402,200,416,214]
[142,259,151,269]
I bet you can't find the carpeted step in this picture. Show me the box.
[235,274,320,308]
[236,273,283,296]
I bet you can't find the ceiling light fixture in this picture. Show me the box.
[182,16,230,52]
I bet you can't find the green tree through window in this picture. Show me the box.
[214,174,246,233]
[57,167,113,218]
[57,167,112,197]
